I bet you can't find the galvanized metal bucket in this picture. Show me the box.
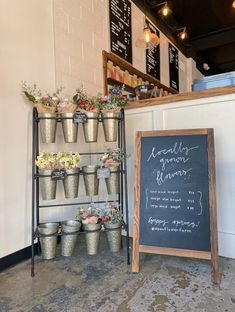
[83,223,101,255]
[38,113,57,143]
[82,111,99,142]
[61,112,78,143]
[39,169,57,200]
[101,112,120,142]
[105,167,120,195]
[61,220,81,257]
[38,222,59,259]
[63,168,80,198]
[104,222,122,252]
[82,165,99,196]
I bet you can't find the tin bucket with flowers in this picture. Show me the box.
[21,82,63,143]
[57,152,81,198]
[101,203,122,252]
[73,87,99,143]
[57,99,78,143]
[35,153,58,200]
[98,86,128,142]
[100,148,128,195]
[77,206,101,255]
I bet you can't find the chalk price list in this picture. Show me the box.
[110,0,132,62]
[145,19,160,80]
[169,43,179,90]
[145,188,203,234]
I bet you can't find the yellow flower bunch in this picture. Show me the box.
[35,152,58,170]
[57,152,81,170]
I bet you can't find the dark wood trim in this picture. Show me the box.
[102,50,177,95]
[103,50,108,95]
[132,131,142,273]
[207,129,220,284]
[139,245,211,260]
[0,244,38,272]
[138,129,210,137]
[126,85,235,110]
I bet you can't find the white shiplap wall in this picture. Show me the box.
[125,93,235,259]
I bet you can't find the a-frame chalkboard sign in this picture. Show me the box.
[132,129,220,284]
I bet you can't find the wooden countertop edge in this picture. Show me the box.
[125,85,235,110]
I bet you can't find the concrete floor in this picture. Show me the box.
[0,235,235,312]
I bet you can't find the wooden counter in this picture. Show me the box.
[126,85,235,109]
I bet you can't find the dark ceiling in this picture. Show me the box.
[133,0,235,76]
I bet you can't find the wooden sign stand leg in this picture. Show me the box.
[132,222,140,273]
[211,253,220,284]
[208,129,220,284]
[132,131,141,273]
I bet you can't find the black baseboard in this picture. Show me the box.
[0,244,38,272]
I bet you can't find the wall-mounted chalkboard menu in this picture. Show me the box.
[132,129,220,284]
[169,43,179,91]
[109,0,132,64]
[145,19,160,80]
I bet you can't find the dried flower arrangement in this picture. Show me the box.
[100,147,128,168]
[97,85,128,112]
[72,86,99,112]
[21,81,63,113]
[35,152,58,170]
[100,203,122,224]
[77,206,101,225]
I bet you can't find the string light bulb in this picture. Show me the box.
[144,28,151,43]
[161,3,170,16]
[177,27,187,41]
[232,0,235,8]
[158,2,172,17]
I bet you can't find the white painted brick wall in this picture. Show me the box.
[132,2,146,73]
[53,0,195,96]
[54,0,109,96]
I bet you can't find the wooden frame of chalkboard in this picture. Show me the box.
[132,129,220,284]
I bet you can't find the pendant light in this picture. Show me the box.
[157,2,172,17]
[177,27,188,41]
[135,0,160,49]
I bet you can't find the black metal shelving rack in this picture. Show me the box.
[31,107,130,276]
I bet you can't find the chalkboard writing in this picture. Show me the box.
[132,129,219,283]
[146,19,160,80]
[109,0,132,63]
[169,43,179,91]
[73,113,88,123]
[97,168,111,179]
[51,169,67,181]
[140,135,210,251]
